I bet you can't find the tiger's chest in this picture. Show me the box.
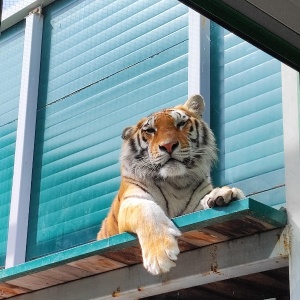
[149,178,208,218]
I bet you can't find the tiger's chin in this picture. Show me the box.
[159,160,187,178]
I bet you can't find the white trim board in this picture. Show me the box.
[1,0,54,31]
[5,9,43,268]
[281,63,300,300]
[188,9,210,124]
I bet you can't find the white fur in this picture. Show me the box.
[119,198,181,275]
[159,160,187,178]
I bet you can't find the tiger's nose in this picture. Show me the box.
[159,141,179,154]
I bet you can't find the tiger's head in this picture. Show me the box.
[121,95,217,181]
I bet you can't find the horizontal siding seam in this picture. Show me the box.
[36,58,187,132]
[35,67,188,145]
[37,39,188,111]
[224,130,284,156]
[46,25,188,97]
[32,84,188,169]
[224,55,275,80]
[246,184,285,198]
[215,151,284,174]
[48,0,164,48]
[49,6,186,72]
[224,103,283,137]
[0,119,17,129]
[36,52,188,124]
[224,68,281,94]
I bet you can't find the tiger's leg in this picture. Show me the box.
[200,186,245,209]
[118,198,181,275]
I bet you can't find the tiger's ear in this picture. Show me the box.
[183,94,205,118]
[122,126,134,140]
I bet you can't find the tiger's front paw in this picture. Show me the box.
[138,220,181,275]
[204,186,245,208]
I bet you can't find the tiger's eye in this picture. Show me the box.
[177,121,186,128]
[145,128,156,134]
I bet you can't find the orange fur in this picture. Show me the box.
[96,180,133,239]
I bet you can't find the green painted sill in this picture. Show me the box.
[0,198,287,282]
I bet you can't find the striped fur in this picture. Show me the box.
[97,95,244,275]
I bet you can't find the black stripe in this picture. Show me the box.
[136,132,142,148]
[135,133,148,159]
[130,134,147,159]
[129,137,138,153]
[202,122,208,146]
[141,133,147,143]
[123,176,151,195]
[179,179,206,215]
[156,184,170,216]
[190,183,212,212]
[194,120,200,148]
[175,111,182,118]
[183,157,191,165]
[186,159,196,169]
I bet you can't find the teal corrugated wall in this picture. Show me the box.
[210,23,285,207]
[26,0,188,260]
[0,21,25,266]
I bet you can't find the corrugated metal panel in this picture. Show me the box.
[26,0,188,260]
[0,21,25,267]
[211,24,285,207]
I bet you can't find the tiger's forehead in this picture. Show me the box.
[143,108,188,127]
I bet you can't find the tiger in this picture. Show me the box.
[97,94,244,275]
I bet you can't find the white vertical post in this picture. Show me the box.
[5,8,43,268]
[188,8,201,97]
[281,64,300,300]
[188,9,210,123]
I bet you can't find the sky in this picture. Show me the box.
[3,0,22,10]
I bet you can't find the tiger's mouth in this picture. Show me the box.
[159,158,187,178]
[164,157,182,166]
[167,157,176,162]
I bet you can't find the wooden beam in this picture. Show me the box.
[7,228,288,300]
